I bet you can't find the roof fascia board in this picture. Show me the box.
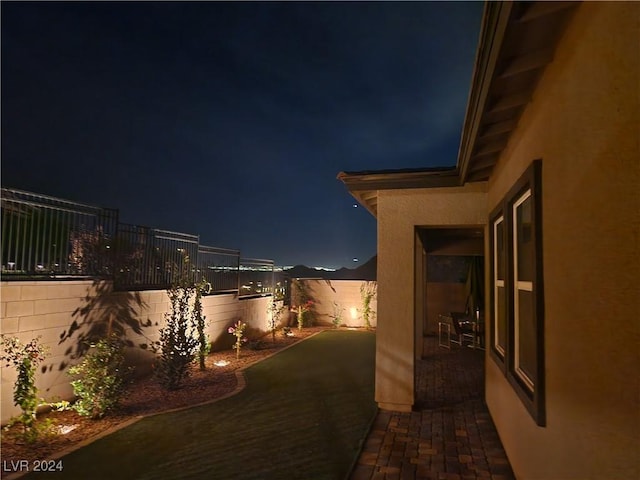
[457,1,513,185]
[337,169,459,191]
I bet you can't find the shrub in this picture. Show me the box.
[68,337,129,419]
[0,335,48,441]
[247,338,267,351]
[360,282,377,329]
[155,280,199,390]
[294,300,313,331]
[291,279,314,330]
[194,280,211,371]
[330,302,344,328]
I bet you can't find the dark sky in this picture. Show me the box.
[1,1,483,269]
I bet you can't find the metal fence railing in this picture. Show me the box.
[239,258,274,297]
[113,224,200,290]
[1,187,278,297]
[197,245,240,293]
[1,188,118,277]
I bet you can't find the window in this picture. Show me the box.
[489,160,545,426]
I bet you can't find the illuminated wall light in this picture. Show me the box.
[350,307,358,320]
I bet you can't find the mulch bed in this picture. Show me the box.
[1,326,327,465]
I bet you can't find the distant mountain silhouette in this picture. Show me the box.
[284,255,376,281]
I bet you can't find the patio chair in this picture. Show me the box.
[451,311,484,349]
[438,312,468,348]
[439,312,483,349]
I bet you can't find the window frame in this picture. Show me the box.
[489,209,507,369]
[489,160,546,426]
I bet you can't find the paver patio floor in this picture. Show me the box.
[350,337,515,480]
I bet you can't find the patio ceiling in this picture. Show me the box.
[338,1,579,217]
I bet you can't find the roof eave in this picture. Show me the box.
[457,2,513,185]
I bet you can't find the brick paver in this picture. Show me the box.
[350,337,514,480]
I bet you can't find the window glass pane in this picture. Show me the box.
[497,286,506,353]
[496,219,505,280]
[516,195,534,281]
[517,289,536,388]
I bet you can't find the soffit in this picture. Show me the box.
[459,1,579,183]
[336,168,459,216]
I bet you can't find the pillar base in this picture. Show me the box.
[378,402,413,413]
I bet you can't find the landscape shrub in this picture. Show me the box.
[330,302,344,328]
[68,336,129,419]
[0,335,49,441]
[155,279,199,390]
[194,279,211,370]
[360,282,377,329]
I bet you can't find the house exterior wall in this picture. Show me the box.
[0,280,272,424]
[376,184,487,411]
[484,2,640,478]
[295,279,378,328]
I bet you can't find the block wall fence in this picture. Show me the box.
[297,279,378,329]
[0,278,375,424]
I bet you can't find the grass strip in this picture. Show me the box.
[23,330,376,480]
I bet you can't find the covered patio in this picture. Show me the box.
[351,337,514,480]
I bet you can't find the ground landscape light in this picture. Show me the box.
[214,360,230,367]
[58,424,78,435]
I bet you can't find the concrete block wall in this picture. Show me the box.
[0,280,272,424]
[298,279,377,328]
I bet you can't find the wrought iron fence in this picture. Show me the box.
[114,224,200,290]
[1,188,118,277]
[197,245,240,293]
[273,269,290,304]
[1,188,278,297]
[239,258,274,297]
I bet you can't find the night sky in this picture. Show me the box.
[1,1,483,269]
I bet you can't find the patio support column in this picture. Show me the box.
[375,184,488,412]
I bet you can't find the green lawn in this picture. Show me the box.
[25,330,376,480]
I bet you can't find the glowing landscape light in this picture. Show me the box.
[58,424,78,435]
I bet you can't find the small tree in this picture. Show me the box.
[360,281,377,329]
[194,279,211,370]
[295,300,313,331]
[267,300,285,342]
[0,336,48,440]
[155,279,198,390]
[68,336,128,419]
[291,279,314,330]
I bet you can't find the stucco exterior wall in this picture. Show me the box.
[0,280,272,424]
[485,3,640,478]
[376,184,487,411]
[294,279,378,328]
